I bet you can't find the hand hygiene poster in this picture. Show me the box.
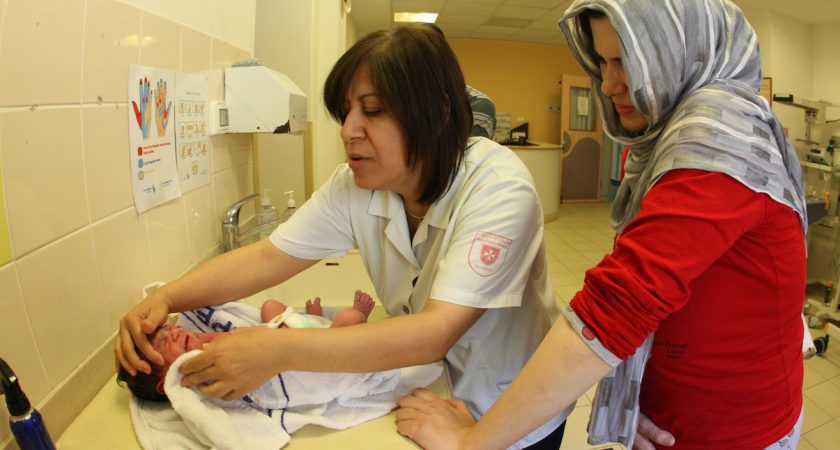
[129,65,180,213]
[175,72,210,193]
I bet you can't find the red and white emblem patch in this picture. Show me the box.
[469,231,512,276]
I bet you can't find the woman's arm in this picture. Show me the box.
[397,314,611,450]
[178,298,485,400]
[115,240,317,375]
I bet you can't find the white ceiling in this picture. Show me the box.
[349,0,840,46]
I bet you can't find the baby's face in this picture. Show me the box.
[151,325,204,367]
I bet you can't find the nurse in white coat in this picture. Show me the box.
[116,25,568,449]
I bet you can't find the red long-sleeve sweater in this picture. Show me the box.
[571,169,804,449]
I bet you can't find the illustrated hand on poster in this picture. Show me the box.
[131,77,152,139]
[155,78,172,137]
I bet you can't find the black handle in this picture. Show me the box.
[0,357,31,416]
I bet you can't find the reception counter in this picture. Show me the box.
[508,140,563,222]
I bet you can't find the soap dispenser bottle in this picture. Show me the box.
[258,189,279,224]
[281,191,297,221]
[1,357,56,450]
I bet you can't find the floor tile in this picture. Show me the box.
[801,418,840,449]
[803,362,827,389]
[806,355,840,380]
[797,437,817,449]
[804,380,840,418]
[802,396,832,433]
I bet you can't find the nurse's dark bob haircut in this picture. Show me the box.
[323,25,471,204]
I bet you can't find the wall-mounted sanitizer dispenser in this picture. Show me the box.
[224,65,307,134]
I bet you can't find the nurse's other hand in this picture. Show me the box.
[115,295,169,376]
[179,327,281,400]
[396,388,475,450]
[634,412,675,449]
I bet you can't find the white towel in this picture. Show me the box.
[129,301,442,449]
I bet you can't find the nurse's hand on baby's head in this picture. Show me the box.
[116,291,172,376]
[179,326,286,401]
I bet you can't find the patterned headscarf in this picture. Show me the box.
[559,0,806,233]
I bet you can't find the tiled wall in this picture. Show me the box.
[0,0,254,444]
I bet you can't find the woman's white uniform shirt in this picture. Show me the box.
[270,137,569,448]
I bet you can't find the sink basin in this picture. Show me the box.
[237,220,282,247]
[807,198,828,224]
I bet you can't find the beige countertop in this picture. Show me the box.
[56,254,450,449]
[57,362,448,449]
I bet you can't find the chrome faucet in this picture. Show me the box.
[221,193,258,252]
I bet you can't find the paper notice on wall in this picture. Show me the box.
[175,72,210,193]
[577,95,591,116]
[128,65,180,213]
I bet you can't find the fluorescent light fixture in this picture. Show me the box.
[393,12,438,23]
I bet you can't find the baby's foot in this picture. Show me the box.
[306,297,323,316]
[261,300,287,323]
[352,290,375,318]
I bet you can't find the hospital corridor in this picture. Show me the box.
[1,0,838,448]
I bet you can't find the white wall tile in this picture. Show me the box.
[213,163,255,226]
[82,0,142,103]
[235,48,252,62]
[16,230,111,386]
[183,184,219,262]
[0,263,51,445]
[91,208,154,325]
[0,0,84,106]
[211,38,237,70]
[212,133,252,173]
[0,0,256,441]
[181,27,212,73]
[83,105,134,221]
[145,197,191,281]
[139,12,180,70]
[0,109,89,256]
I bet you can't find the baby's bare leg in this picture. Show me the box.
[330,290,375,327]
[261,299,288,323]
[305,297,323,316]
[352,290,375,317]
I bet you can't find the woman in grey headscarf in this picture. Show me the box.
[396,1,806,449]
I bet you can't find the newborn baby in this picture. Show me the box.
[119,290,375,401]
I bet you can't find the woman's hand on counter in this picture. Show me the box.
[396,387,475,450]
[115,293,170,376]
[179,327,285,400]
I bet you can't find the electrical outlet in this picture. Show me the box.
[546,103,561,112]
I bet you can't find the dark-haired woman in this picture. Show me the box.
[117,25,568,449]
